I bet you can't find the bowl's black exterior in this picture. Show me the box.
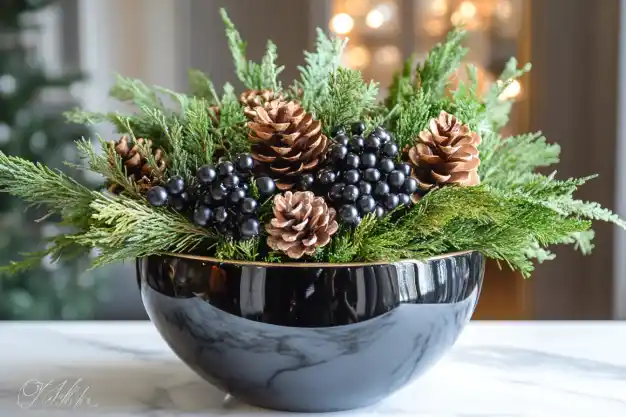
[138,252,484,412]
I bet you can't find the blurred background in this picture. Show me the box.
[1,0,624,320]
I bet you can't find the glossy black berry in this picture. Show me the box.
[166,176,185,195]
[398,193,411,206]
[217,161,235,177]
[382,142,399,158]
[396,163,412,177]
[373,182,390,199]
[351,121,366,135]
[240,218,260,239]
[256,177,277,198]
[378,158,395,174]
[343,169,360,185]
[364,134,381,151]
[222,174,240,190]
[384,193,400,210]
[240,183,249,192]
[317,169,337,185]
[348,136,364,154]
[388,170,406,189]
[402,177,418,194]
[357,195,376,214]
[235,153,254,171]
[147,186,168,207]
[210,182,228,202]
[330,145,348,162]
[329,183,345,202]
[374,126,390,143]
[360,153,377,169]
[364,168,381,183]
[344,153,360,169]
[196,165,217,185]
[228,188,246,205]
[201,192,213,206]
[214,206,229,224]
[170,193,188,211]
[193,206,213,226]
[298,173,315,191]
[339,204,359,224]
[374,205,386,218]
[241,198,258,214]
[335,134,350,146]
[331,125,346,137]
[342,185,360,203]
[358,180,372,195]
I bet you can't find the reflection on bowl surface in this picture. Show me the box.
[138,252,484,412]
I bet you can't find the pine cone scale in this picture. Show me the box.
[406,111,481,191]
[245,96,329,190]
[106,136,167,194]
[266,191,338,259]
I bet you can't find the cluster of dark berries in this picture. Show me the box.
[147,153,278,239]
[311,121,418,226]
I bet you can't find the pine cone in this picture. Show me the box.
[406,111,481,191]
[240,89,283,109]
[266,191,339,259]
[106,136,167,194]
[245,99,329,190]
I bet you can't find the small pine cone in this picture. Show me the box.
[208,105,220,125]
[266,191,339,259]
[240,89,284,109]
[245,99,329,190]
[406,111,481,191]
[106,136,167,194]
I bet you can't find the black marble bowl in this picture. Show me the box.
[138,252,484,412]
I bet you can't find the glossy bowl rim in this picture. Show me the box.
[159,250,476,268]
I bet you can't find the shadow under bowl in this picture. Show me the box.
[138,251,484,412]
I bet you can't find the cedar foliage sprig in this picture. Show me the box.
[0,9,624,277]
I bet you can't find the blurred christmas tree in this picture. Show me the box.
[0,0,102,319]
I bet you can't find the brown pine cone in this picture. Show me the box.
[266,191,339,259]
[406,111,481,191]
[245,99,329,190]
[106,136,167,194]
[239,89,283,109]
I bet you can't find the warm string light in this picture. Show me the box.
[330,13,354,34]
[498,79,522,100]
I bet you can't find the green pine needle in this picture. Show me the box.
[220,8,284,91]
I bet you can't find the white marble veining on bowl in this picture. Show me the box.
[0,321,624,416]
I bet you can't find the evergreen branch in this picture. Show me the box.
[392,88,441,149]
[220,9,283,91]
[483,58,532,131]
[74,137,143,198]
[418,27,468,97]
[0,151,96,228]
[214,238,259,261]
[293,28,348,111]
[109,74,162,109]
[479,132,561,187]
[212,83,250,156]
[260,40,284,91]
[188,69,220,104]
[73,195,218,267]
[314,68,379,136]
[183,98,215,165]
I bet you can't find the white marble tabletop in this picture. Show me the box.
[0,322,624,417]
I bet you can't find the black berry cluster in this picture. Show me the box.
[146,153,278,239]
[313,121,418,226]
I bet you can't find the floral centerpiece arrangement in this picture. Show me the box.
[0,9,623,278]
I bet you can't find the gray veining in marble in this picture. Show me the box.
[0,322,624,416]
